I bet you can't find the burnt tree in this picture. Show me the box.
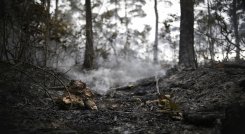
[83,0,95,69]
[179,0,197,68]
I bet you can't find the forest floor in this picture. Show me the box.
[0,61,245,134]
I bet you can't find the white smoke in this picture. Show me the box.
[56,56,167,95]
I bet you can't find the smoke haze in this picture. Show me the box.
[56,56,167,95]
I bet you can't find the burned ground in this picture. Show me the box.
[0,62,245,134]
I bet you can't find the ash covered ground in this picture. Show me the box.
[0,62,245,134]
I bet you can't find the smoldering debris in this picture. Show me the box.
[56,57,167,95]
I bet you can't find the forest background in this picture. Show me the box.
[0,0,245,94]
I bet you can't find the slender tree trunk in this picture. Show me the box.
[232,0,240,61]
[123,0,129,58]
[47,0,50,12]
[207,0,214,62]
[1,1,9,61]
[55,0,59,19]
[83,0,94,69]
[54,0,59,67]
[153,0,159,64]
[2,12,8,61]
[179,0,197,68]
[44,0,50,66]
[0,0,4,60]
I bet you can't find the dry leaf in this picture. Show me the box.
[85,99,98,110]
[82,88,94,98]
[57,80,97,110]
[57,94,85,109]
[68,80,86,93]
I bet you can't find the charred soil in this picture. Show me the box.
[0,62,245,134]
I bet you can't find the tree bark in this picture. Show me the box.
[43,0,51,66]
[83,0,94,69]
[1,0,9,61]
[207,0,214,62]
[47,0,50,13]
[123,0,129,58]
[153,0,159,64]
[179,0,197,68]
[232,0,240,61]
[55,0,59,19]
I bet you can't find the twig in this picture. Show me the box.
[155,74,160,95]
[63,68,71,75]
[0,61,22,74]
[14,68,55,105]
[21,62,72,99]
[21,62,74,109]
[49,86,66,90]
[3,60,73,107]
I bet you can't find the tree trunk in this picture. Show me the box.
[2,9,8,61]
[1,0,9,61]
[44,0,50,66]
[153,0,159,64]
[55,0,59,19]
[123,0,129,58]
[83,0,94,69]
[179,0,197,68]
[41,0,46,7]
[232,0,240,62]
[47,0,50,13]
[207,0,214,62]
